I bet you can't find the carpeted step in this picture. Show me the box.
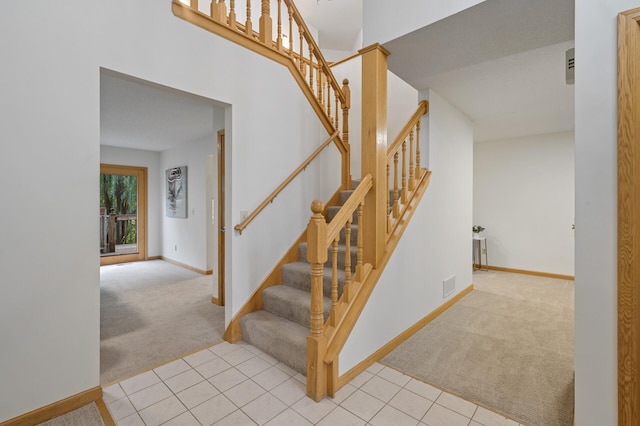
[339,189,354,205]
[298,242,356,272]
[262,285,331,328]
[281,261,345,298]
[326,205,358,224]
[240,310,308,375]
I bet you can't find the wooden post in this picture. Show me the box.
[341,79,351,189]
[229,0,237,30]
[359,44,389,267]
[108,214,116,253]
[259,0,272,44]
[245,0,252,35]
[210,0,227,23]
[409,130,416,191]
[306,200,328,401]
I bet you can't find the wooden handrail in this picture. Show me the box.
[326,174,373,244]
[282,0,346,105]
[329,51,362,68]
[234,130,340,234]
[387,100,429,161]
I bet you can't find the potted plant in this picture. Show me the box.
[472,225,485,238]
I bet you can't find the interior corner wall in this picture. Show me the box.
[100,145,162,257]
[574,0,634,424]
[330,61,418,181]
[473,132,575,276]
[339,88,473,375]
[161,132,218,273]
[362,0,485,45]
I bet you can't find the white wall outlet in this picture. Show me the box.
[174,245,177,251]
[443,275,456,298]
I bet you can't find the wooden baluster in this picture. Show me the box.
[409,129,415,191]
[343,218,352,303]
[306,200,328,401]
[393,152,400,218]
[317,69,323,105]
[288,8,293,52]
[387,163,391,231]
[341,79,351,189]
[276,0,283,50]
[211,0,227,23]
[229,0,237,30]
[245,0,252,36]
[331,237,339,309]
[355,202,364,282]
[326,80,331,124]
[190,0,198,10]
[309,46,314,95]
[401,140,408,204]
[334,91,339,130]
[299,27,305,77]
[416,120,422,176]
[259,0,272,44]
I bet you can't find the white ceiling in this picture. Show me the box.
[100,70,221,151]
[100,0,574,151]
[382,0,575,142]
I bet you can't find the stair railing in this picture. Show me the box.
[305,174,373,400]
[386,100,429,237]
[234,130,339,234]
[172,0,352,187]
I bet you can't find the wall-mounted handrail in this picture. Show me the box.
[234,130,340,234]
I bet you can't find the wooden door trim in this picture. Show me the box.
[99,164,148,266]
[618,8,640,423]
[214,130,225,306]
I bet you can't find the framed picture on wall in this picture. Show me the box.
[166,166,187,218]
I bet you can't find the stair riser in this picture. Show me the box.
[282,264,345,298]
[240,313,307,375]
[262,287,330,328]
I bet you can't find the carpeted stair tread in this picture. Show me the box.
[240,310,308,375]
[262,285,331,328]
[282,261,346,297]
[339,190,354,205]
[298,241,357,272]
[327,205,359,224]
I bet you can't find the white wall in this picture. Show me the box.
[340,89,473,374]
[161,134,217,272]
[331,60,418,180]
[574,1,634,424]
[0,0,334,420]
[0,2,99,421]
[100,146,162,257]
[473,132,574,276]
[363,0,485,45]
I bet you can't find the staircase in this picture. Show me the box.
[240,185,359,375]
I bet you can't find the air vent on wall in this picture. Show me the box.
[566,48,575,85]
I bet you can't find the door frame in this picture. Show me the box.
[618,7,640,422]
[100,163,148,266]
[213,130,226,306]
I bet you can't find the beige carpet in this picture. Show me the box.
[101,260,225,384]
[382,270,574,426]
[37,403,104,426]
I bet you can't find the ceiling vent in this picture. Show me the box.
[566,48,575,85]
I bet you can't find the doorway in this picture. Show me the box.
[100,163,147,266]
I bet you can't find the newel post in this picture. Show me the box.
[259,0,273,44]
[342,79,351,189]
[306,200,328,401]
[359,43,390,267]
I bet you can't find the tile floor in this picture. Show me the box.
[103,341,522,426]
